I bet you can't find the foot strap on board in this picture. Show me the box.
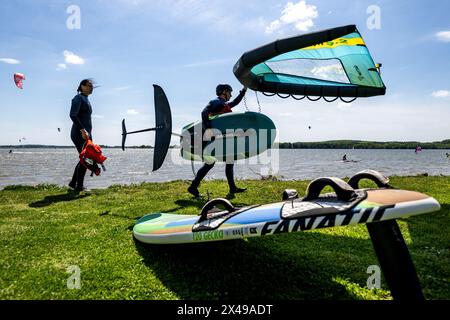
[348,169,392,189]
[303,177,357,202]
[198,198,236,223]
[282,177,367,219]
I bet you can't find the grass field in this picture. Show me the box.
[0,176,449,300]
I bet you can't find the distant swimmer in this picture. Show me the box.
[9,149,12,153]
[343,154,347,161]
[446,153,450,159]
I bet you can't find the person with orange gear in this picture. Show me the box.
[69,79,94,192]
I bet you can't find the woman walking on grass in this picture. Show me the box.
[69,79,94,192]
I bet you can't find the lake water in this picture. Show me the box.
[1,148,449,189]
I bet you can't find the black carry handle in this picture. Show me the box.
[282,189,299,201]
[348,169,391,189]
[198,198,236,223]
[303,177,356,202]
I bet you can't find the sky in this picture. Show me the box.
[0,0,449,146]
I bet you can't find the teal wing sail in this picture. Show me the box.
[233,25,385,101]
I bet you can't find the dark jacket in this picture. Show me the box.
[70,94,92,134]
[201,89,246,129]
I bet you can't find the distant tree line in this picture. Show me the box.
[275,139,450,149]
[0,145,179,149]
[2,140,450,149]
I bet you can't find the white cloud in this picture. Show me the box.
[265,1,318,34]
[310,64,349,83]
[56,63,66,71]
[158,0,234,33]
[242,16,268,32]
[166,0,216,22]
[436,31,450,42]
[183,58,233,68]
[117,1,265,35]
[266,20,281,34]
[337,101,353,110]
[279,112,293,116]
[126,109,139,115]
[114,86,131,91]
[431,90,450,98]
[124,0,145,5]
[255,97,450,142]
[63,50,85,65]
[0,58,20,64]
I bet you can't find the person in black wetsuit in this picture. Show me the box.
[69,79,94,192]
[187,84,247,198]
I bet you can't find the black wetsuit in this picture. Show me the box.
[201,90,245,129]
[69,94,92,188]
[191,90,246,191]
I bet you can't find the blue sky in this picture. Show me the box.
[0,0,449,146]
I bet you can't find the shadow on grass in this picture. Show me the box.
[406,203,450,245]
[402,203,450,299]
[28,191,91,208]
[174,199,254,211]
[134,231,380,300]
[174,199,206,209]
[99,211,142,221]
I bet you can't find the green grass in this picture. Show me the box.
[0,177,449,300]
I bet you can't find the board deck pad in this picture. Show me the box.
[282,190,367,218]
[133,188,440,245]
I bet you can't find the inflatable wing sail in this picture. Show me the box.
[233,25,386,102]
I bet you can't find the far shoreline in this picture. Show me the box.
[2,139,450,150]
